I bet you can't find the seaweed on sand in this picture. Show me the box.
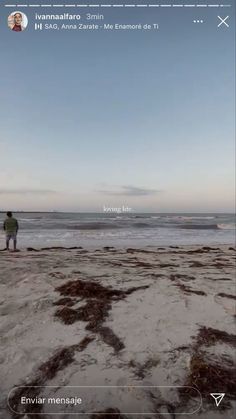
[75,301,124,352]
[99,327,125,352]
[170,274,195,281]
[169,276,206,295]
[39,336,94,380]
[175,283,206,296]
[179,353,236,408]
[8,337,93,418]
[129,358,160,379]
[53,297,75,307]
[195,326,236,348]
[185,247,220,254]
[134,261,154,268]
[55,280,149,306]
[77,299,111,327]
[159,263,178,268]
[179,327,236,410]
[217,292,236,301]
[41,246,83,250]
[54,279,149,352]
[54,306,81,325]
[55,279,144,300]
[189,261,205,268]
[38,347,75,380]
[90,408,127,418]
[126,248,157,254]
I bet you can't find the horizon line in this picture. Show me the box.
[0,210,234,215]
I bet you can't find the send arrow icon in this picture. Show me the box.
[210,393,225,407]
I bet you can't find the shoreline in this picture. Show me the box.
[0,240,235,253]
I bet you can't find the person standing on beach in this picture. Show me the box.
[3,212,19,251]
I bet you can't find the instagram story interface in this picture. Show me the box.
[0,1,235,418]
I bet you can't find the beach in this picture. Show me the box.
[1,0,235,415]
[0,244,235,418]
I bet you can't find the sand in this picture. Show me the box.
[0,245,235,419]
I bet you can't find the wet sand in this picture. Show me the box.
[0,245,235,419]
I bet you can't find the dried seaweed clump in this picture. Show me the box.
[175,283,206,296]
[217,293,236,301]
[54,306,81,325]
[54,279,149,352]
[196,326,236,348]
[129,358,160,379]
[90,408,127,418]
[56,279,126,300]
[180,354,235,408]
[179,326,236,411]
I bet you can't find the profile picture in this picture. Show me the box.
[8,11,28,32]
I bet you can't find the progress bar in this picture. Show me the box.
[3,4,233,8]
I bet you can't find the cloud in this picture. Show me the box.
[0,189,58,195]
[97,185,163,196]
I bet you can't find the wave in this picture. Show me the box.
[217,223,235,230]
[178,216,216,220]
[132,222,152,228]
[178,224,220,230]
[18,218,40,222]
[52,222,154,230]
[13,217,235,232]
[69,222,120,230]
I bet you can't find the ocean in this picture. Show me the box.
[0,212,235,249]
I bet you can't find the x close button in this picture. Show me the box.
[217,16,230,28]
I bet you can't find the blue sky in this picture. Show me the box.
[0,1,235,212]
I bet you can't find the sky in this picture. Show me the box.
[0,1,235,212]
